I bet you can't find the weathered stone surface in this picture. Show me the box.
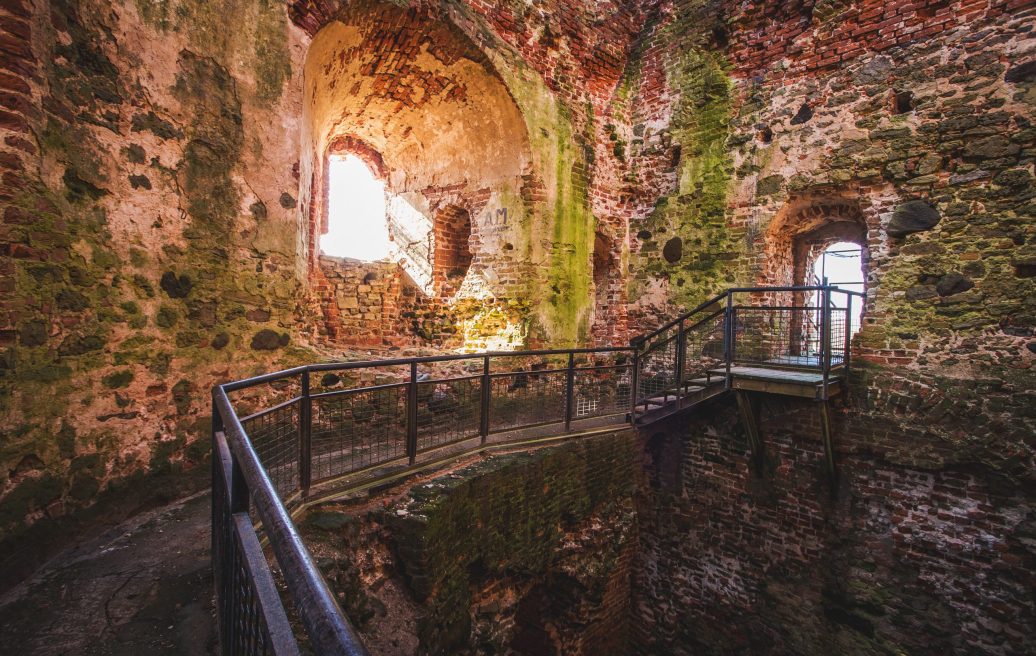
[963,135,1021,160]
[249,328,287,350]
[304,430,639,656]
[1004,60,1036,83]
[790,103,813,125]
[935,272,974,297]
[159,271,192,298]
[888,200,941,237]
[662,237,682,263]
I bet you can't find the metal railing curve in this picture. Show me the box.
[210,284,862,654]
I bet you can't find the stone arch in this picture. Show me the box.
[763,194,871,355]
[763,196,870,288]
[291,0,604,348]
[297,0,535,346]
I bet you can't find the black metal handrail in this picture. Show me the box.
[212,347,635,654]
[210,284,861,654]
[630,285,862,417]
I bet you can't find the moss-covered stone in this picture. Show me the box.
[101,370,134,389]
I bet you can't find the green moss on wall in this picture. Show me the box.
[253,0,292,105]
[384,430,639,653]
[134,0,290,105]
[622,3,739,312]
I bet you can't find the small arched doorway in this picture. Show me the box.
[763,197,870,360]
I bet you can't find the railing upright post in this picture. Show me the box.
[406,362,418,465]
[629,346,640,422]
[724,292,734,390]
[230,442,249,515]
[299,369,312,498]
[564,352,576,432]
[843,293,853,378]
[480,355,490,444]
[821,286,832,400]
[675,320,686,408]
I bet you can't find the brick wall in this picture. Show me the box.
[302,429,642,655]
[634,390,1036,655]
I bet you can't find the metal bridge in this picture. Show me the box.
[211,284,861,655]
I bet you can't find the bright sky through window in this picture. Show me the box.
[321,154,390,261]
[815,241,864,334]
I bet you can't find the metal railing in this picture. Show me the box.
[212,348,634,654]
[631,285,862,415]
[211,284,860,654]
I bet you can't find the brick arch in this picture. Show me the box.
[763,196,868,288]
[298,0,535,349]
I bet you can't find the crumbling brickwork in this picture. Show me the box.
[302,430,641,656]
[635,388,1035,655]
[0,4,1032,650]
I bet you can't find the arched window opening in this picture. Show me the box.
[808,241,864,339]
[321,154,389,261]
[764,199,870,365]
[433,205,472,295]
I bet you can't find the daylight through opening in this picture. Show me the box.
[321,154,389,261]
[812,240,864,336]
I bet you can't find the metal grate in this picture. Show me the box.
[489,368,567,432]
[415,376,482,452]
[682,310,727,382]
[638,333,678,400]
[310,384,408,481]
[732,305,848,368]
[212,432,298,656]
[572,364,632,419]
[242,401,300,500]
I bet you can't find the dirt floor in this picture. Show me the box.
[0,492,215,656]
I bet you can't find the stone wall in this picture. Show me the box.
[0,0,312,585]
[301,429,641,656]
[0,0,1033,616]
[634,387,1035,655]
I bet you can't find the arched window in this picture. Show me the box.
[810,241,864,338]
[321,154,389,261]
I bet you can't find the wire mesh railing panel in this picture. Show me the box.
[310,384,407,481]
[828,307,849,365]
[225,523,273,655]
[732,306,820,368]
[416,376,482,451]
[682,311,727,382]
[242,402,300,501]
[213,432,297,656]
[489,369,566,432]
[638,334,678,400]
[572,365,632,419]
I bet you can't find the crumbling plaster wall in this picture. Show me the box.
[0,0,314,584]
[0,0,653,587]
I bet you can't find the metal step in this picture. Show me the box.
[642,384,706,408]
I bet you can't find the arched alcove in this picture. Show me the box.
[433,205,473,297]
[763,195,871,354]
[763,196,870,289]
[298,0,533,346]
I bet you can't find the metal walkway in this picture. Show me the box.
[209,284,862,656]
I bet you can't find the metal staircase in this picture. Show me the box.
[631,284,859,425]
